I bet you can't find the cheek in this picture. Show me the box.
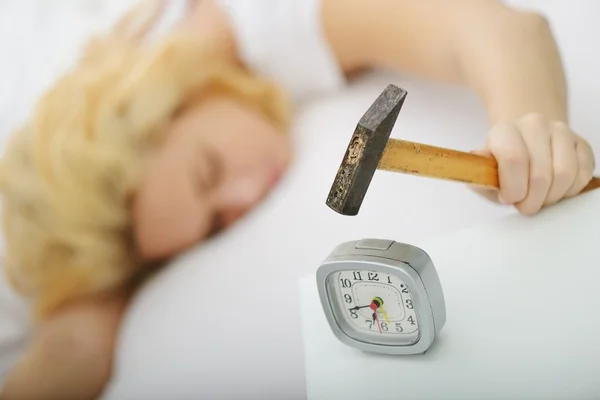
[132,155,213,260]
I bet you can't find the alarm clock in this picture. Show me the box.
[316,238,446,355]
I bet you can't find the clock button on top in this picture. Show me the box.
[355,239,394,251]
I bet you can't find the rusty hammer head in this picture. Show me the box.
[326,84,407,215]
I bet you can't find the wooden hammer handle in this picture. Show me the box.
[378,138,600,193]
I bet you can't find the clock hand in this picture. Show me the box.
[371,311,376,330]
[369,296,391,324]
[379,305,391,324]
[373,311,382,334]
[370,300,382,334]
[348,304,371,311]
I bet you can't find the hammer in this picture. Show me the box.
[326,84,600,215]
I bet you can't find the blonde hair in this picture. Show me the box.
[0,0,291,320]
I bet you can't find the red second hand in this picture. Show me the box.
[374,311,382,333]
[370,301,382,334]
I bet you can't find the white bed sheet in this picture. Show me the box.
[0,1,598,399]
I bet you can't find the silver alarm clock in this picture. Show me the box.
[316,239,446,355]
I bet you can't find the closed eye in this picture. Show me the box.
[196,146,223,192]
[195,146,225,236]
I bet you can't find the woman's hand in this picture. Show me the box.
[472,113,595,215]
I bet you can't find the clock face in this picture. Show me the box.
[327,269,420,345]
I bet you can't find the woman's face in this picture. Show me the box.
[132,95,292,260]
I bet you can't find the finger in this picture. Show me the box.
[514,114,553,215]
[544,122,578,206]
[485,121,530,205]
[565,137,595,197]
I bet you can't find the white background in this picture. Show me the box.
[0,1,598,399]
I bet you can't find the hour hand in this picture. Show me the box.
[348,304,371,311]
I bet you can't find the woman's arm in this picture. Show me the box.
[321,0,568,124]
[321,0,594,214]
[185,0,593,214]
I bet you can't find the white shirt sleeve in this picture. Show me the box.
[216,0,347,102]
[146,0,347,102]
